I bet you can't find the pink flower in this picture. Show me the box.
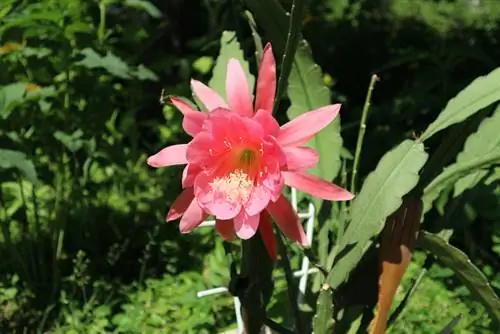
[148,44,353,258]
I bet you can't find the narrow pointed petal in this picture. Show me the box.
[283,171,354,201]
[234,211,260,239]
[191,79,228,111]
[283,146,319,171]
[255,44,276,113]
[266,195,307,245]
[170,97,207,136]
[226,59,253,117]
[166,187,195,221]
[147,144,188,168]
[179,199,206,233]
[216,219,234,241]
[258,211,277,260]
[277,104,341,147]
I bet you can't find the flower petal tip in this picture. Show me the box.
[179,227,191,234]
[235,229,257,240]
[146,156,160,168]
[165,212,178,222]
[341,191,355,201]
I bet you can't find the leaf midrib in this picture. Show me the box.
[341,141,422,247]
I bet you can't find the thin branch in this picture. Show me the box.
[350,74,380,194]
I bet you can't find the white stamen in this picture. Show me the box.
[210,169,253,203]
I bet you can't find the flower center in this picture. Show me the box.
[239,148,257,167]
[210,169,253,203]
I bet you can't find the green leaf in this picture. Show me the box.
[134,64,159,81]
[54,130,84,153]
[287,41,342,188]
[0,148,37,183]
[124,0,162,18]
[328,140,428,289]
[421,67,500,141]
[0,83,27,119]
[419,231,500,327]
[423,150,500,213]
[313,285,334,334]
[192,56,214,75]
[453,105,500,197]
[76,48,131,79]
[208,31,254,101]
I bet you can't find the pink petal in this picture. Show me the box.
[147,144,188,168]
[170,97,207,137]
[166,187,195,222]
[266,195,307,245]
[234,211,260,239]
[283,146,319,171]
[179,199,206,233]
[244,185,271,216]
[194,171,242,220]
[202,108,264,144]
[255,44,276,113]
[283,171,354,201]
[216,219,234,241]
[186,132,216,165]
[259,152,285,202]
[253,109,279,137]
[277,104,341,147]
[255,43,276,113]
[182,164,201,188]
[226,59,254,117]
[258,211,277,260]
[191,79,228,111]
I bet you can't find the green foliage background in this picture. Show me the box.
[0,0,499,332]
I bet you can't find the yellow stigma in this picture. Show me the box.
[210,169,253,203]
[239,148,257,166]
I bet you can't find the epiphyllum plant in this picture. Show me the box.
[148,44,353,256]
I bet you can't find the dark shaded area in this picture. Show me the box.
[0,0,499,331]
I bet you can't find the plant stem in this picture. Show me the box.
[244,10,263,65]
[276,230,305,333]
[239,231,274,334]
[350,74,379,194]
[98,1,107,44]
[273,0,307,113]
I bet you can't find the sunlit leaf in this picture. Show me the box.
[0,83,27,119]
[76,48,132,79]
[0,148,37,183]
[134,65,159,81]
[124,0,162,18]
[421,67,500,141]
[328,140,428,289]
[423,150,500,212]
[54,130,84,153]
[453,104,500,197]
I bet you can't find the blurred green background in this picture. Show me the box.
[0,0,499,332]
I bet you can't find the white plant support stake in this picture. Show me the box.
[196,188,317,334]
